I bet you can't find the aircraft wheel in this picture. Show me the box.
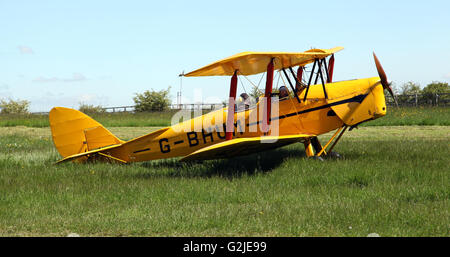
[327,152,342,159]
[311,156,324,161]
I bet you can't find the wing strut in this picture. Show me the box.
[321,58,329,83]
[303,59,317,101]
[262,58,274,133]
[303,58,329,101]
[318,60,328,99]
[295,66,303,88]
[327,54,335,83]
[289,66,305,91]
[281,68,301,103]
[226,70,238,140]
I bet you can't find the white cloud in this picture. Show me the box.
[28,92,110,112]
[33,73,87,83]
[0,84,9,90]
[78,94,97,103]
[33,76,59,83]
[70,73,86,81]
[0,84,11,98]
[18,45,33,54]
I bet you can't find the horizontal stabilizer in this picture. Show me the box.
[55,144,124,164]
[180,134,313,161]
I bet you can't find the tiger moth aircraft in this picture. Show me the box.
[49,47,395,164]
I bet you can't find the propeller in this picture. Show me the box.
[373,52,398,106]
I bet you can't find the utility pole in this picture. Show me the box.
[178,71,184,109]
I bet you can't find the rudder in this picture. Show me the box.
[49,107,123,158]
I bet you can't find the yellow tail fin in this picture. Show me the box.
[49,107,123,158]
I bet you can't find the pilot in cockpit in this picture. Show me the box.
[278,86,289,100]
[236,93,250,111]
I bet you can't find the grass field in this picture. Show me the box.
[0,125,448,236]
[0,110,181,128]
[1,106,449,127]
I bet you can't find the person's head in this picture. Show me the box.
[240,93,249,100]
[279,86,289,98]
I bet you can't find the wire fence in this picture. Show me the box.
[102,103,226,113]
[385,93,450,107]
[103,93,449,112]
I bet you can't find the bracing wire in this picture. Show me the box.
[279,68,303,127]
[257,72,265,88]
[238,74,247,94]
[275,70,281,90]
[238,71,265,96]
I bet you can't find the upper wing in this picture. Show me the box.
[184,47,343,77]
[180,134,313,161]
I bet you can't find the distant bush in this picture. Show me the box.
[78,103,106,114]
[249,86,263,100]
[393,81,450,106]
[400,82,421,95]
[0,98,30,114]
[133,87,171,112]
[422,81,450,105]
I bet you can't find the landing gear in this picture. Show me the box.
[303,126,347,160]
[324,151,342,159]
[311,156,324,161]
[303,137,325,160]
[303,137,326,161]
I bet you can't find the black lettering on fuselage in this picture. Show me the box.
[159,138,170,153]
[187,132,199,147]
[216,125,226,139]
[202,128,214,144]
[223,123,236,137]
[236,119,244,135]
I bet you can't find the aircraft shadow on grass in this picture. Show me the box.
[136,148,306,179]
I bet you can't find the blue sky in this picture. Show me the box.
[1,0,449,112]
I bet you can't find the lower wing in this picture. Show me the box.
[180,134,313,161]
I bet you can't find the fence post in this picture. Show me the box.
[436,94,439,106]
[415,94,418,107]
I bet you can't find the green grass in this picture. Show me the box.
[0,113,50,128]
[0,110,183,128]
[362,106,450,126]
[0,126,448,236]
[1,106,449,127]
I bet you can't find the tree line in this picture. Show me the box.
[0,88,172,114]
[391,81,449,106]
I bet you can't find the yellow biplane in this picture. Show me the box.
[49,47,395,163]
